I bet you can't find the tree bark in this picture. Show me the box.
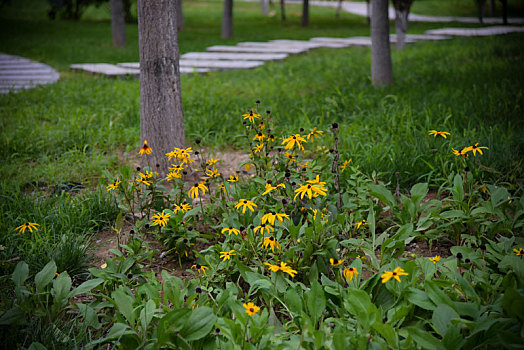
[137,0,185,175]
[499,0,507,24]
[336,0,343,18]
[261,0,269,15]
[301,0,309,27]
[366,0,371,23]
[222,0,234,39]
[371,0,393,86]
[477,0,486,23]
[110,0,126,47]
[489,0,495,16]
[280,0,286,21]
[392,0,413,50]
[176,0,185,30]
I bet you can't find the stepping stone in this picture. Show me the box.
[425,26,524,36]
[118,62,213,74]
[269,39,351,48]
[181,52,288,61]
[310,37,374,46]
[395,34,451,41]
[119,61,262,71]
[206,45,307,54]
[70,63,140,77]
[0,53,59,94]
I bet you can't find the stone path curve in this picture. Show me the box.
[0,53,60,94]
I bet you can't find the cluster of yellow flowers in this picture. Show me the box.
[428,130,489,158]
[166,146,194,180]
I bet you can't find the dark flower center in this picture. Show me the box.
[194,184,198,187]
[243,200,247,204]
[269,237,274,241]
[229,227,232,230]
[250,308,254,312]
[196,264,201,269]
[292,136,296,140]
[392,272,397,276]
[307,185,311,189]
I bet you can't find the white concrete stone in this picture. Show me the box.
[426,26,524,36]
[118,61,261,71]
[70,63,140,77]
[182,52,288,61]
[0,53,59,94]
[206,45,307,54]
[269,39,351,48]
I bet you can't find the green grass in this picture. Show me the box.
[411,0,524,18]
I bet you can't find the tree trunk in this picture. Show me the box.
[394,9,408,49]
[110,0,126,47]
[301,0,309,27]
[280,0,286,21]
[137,0,185,175]
[176,0,185,30]
[489,0,495,16]
[477,0,486,23]
[123,0,133,22]
[261,0,269,15]
[499,0,507,24]
[222,0,234,39]
[366,0,371,23]
[371,0,393,86]
[336,0,343,18]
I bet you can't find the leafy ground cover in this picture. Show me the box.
[0,0,523,348]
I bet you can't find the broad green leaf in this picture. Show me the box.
[76,304,101,329]
[35,260,56,292]
[53,273,72,304]
[442,323,465,349]
[27,342,47,350]
[180,306,217,341]
[0,305,26,326]
[432,304,459,336]
[332,331,349,350]
[284,288,302,315]
[372,322,398,347]
[344,288,376,331]
[502,288,524,320]
[410,183,428,205]
[112,288,136,326]
[139,299,157,332]
[368,183,396,208]
[12,261,29,287]
[425,281,455,310]
[405,287,436,311]
[452,174,464,202]
[406,327,442,349]
[306,281,325,325]
[157,309,191,345]
[69,278,103,298]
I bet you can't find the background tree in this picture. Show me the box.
[392,0,414,49]
[137,0,185,174]
[302,0,309,26]
[500,0,508,24]
[280,0,286,21]
[110,0,126,47]
[260,0,269,16]
[222,0,233,38]
[176,0,185,30]
[371,0,393,85]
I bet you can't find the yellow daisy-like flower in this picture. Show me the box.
[253,132,266,142]
[253,143,264,154]
[206,158,219,166]
[138,140,152,156]
[151,210,171,227]
[298,161,310,169]
[343,267,358,282]
[355,219,368,230]
[339,159,352,173]
[282,134,307,151]
[284,152,296,164]
[15,222,39,234]
[227,174,239,183]
[219,250,236,261]
[428,255,441,264]
[254,223,274,235]
[466,143,489,156]
[243,302,260,316]
[261,212,290,226]
[242,112,261,123]
[262,182,285,196]
[451,147,469,158]
[221,226,241,236]
[169,163,185,173]
[513,248,524,256]
[188,182,208,199]
[191,264,209,275]
[218,184,227,194]
[329,258,344,267]
[263,262,297,277]
[307,127,324,141]
[106,178,121,192]
[428,130,451,138]
[293,177,328,200]
[166,171,182,181]
[234,199,257,214]
[263,236,281,252]
[203,167,221,180]
[381,267,409,284]
[173,203,192,214]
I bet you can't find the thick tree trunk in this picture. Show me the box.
[394,9,408,49]
[110,0,126,47]
[261,0,269,15]
[222,0,234,39]
[499,0,507,24]
[301,0,309,27]
[280,0,286,21]
[176,0,185,30]
[371,0,393,86]
[137,0,185,175]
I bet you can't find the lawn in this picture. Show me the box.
[1,0,523,348]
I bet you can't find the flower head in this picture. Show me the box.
[220,250,236,261]
[243,302,260,316]
[466,143,489,156]
[262,182,285,196]
[227,174,239,183]
[138,140,152,156]
[166,171,182,181]
[307,127,324,141]
[428,130,451,138]
[282,134,307,151]
[203,167,221,180]
[329,258,344,267]
[253,143,264,154]
[174,203,192,214]
[106,178,121,192]
[15,222,39,234]
[206,158,219,166]
[294,177,328,200]
[381,267,409,284]
[263,236,281,252]
[254,223,274,235]
[355,219,368,230]
[428,255,441,264]
[343,267,358,282]
[151,210,171,227]
[261,212,290,226]
[263,262,297,277]
[339,159,352,173]
[234,199,257,214]
[221,226,241,236]
[242,112,260,123]
[452,147,469,158]
[188,182,208,199]
[191,264,209,275]
[284,152,296,164]
[514,248,524,256]
[253,132,266,142]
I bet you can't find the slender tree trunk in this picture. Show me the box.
[110,0,126,47]
[336,0,343,18]
[280,0,286,21]
[222,0,234,39]
[261,0,269,15]
[366,0,371,23]
[371,0,393,86]
[176,0,185,30]
[123,0,133,22]
[489,0,495,16]
[137,0,185,175]
[499,0,507,24]
[301,0,309,27]
[477,0,486,23]
[394,9,408,49]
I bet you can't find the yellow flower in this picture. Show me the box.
[253,132,266,142]
[15,222,39,234]
[242,112,260,123]
[451,147,469,158]
[169,163,185,173]
[254,223,274,235]
[381,267,409,284]
[188,182,208,199]
[166,171,182,181]
[227,174,239,183]
[221,226,241,236]
[263,236,281,252]
[243,302,260,316]
[253,143,264,154]
[513,248,524,256]
[261,212,290,226]
[218,184,227,194]
[428,255,441,264]
[282,134,307,151]
[343,267,358,282]
[298,161,310,169]
[262,182,285,196]
[206,158,219,166]
[220,250,236,261]
[203,167,221,179]
[294,177,328,200]
[339,159,352,173]
[355,219,368,230]
[466,143,489,156]
[428,130,451,138]
[284,152,296,164]
[138,140,152,156]
[329,258,344,266]
[263,262,297,277]
[174,203,192,213]
[151,210,171,227]
[106,178,121,192]
[307,127,324,141]
[234,199,257,214]
[136,171,153,186]
[191,264,209,275]
[100,263,107,269]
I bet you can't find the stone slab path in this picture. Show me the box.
[0,53,59,94]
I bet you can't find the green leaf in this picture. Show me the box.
[344,288,376,331]
[180,307,217,341]
[157,309,191,345]
[452,174,464,202]
[406,327,443,349]
[76,304,101,329]
[368,183,396,208]
[35,260,56,292]
[12,261,29,287]
[502,288,524,320]
[284,288,302,315]
[372,322,398,347]
[425,281,455,310]
[432,304,459,336]
[112,288,136,326]
[68,278,103,298]
[53,273,72,304]
[27,342,47,350]
[0,305,26,326]
[410,183,429,205]
[139,299,157,332]
[306,281,325,326]
[405,287,436,311]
